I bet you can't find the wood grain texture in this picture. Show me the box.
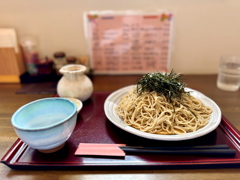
[0,47,26,82]
[0,74,239,179]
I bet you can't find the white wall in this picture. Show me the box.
[1,0,240,74]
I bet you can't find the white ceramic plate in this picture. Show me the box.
[104,85,222,141]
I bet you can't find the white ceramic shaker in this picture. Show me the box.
[57,64,93,102]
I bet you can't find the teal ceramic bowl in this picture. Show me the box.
[11,98,78,153]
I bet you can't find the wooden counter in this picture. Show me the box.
[0,74,239,179]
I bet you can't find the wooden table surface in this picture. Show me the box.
[0,74,240,180]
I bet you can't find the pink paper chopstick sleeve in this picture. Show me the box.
[75,143,126,156]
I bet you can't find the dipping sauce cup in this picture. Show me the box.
[11,98,78,153]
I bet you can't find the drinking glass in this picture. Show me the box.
[217,55,240,91]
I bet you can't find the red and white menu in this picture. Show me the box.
[84,11,173,74]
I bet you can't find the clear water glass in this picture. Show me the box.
[217,56,240,91]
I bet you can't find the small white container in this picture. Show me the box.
[57,64,93,102]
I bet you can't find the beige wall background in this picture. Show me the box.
[1,0,240,74]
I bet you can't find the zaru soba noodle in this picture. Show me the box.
[115,70,213,135]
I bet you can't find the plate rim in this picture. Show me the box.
[104,85,222,141]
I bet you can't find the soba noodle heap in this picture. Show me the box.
[115,70,212,135]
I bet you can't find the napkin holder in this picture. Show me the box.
[0,29,26,83]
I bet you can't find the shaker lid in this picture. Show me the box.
[54,52,66,58]
[66,56,77,63]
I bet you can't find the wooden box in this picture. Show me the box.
[0,47,26,83]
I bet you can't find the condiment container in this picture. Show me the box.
[36,57,53,75]
[20,36,39,75]
[57,64,93,102]
[53,51,66,75]
[66,56,78,64]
